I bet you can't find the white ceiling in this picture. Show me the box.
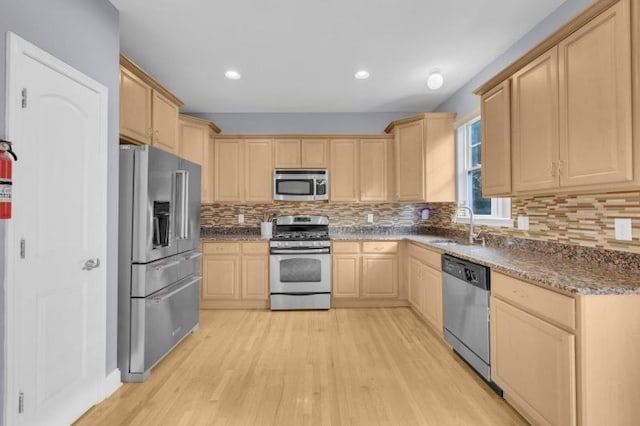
[111,0,567,113]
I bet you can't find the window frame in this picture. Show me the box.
[455,112,512,228]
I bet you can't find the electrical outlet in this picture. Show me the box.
[614,218,632,241]
[367,213,374,223]
[421,209,430,220]
[517,216,530,230]
[238,214,245,224]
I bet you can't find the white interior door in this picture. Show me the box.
[5,33,108,425]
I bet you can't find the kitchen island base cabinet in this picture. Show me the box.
[201,242,269,309]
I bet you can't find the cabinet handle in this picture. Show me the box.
[557,160,564,177]
[551,162,558,177]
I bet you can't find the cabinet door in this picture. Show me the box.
[359,139,388,202]
[241,255,269,300]
[491,298,576,426]
[558,0,632,188]
[204,132,214,204]
[424,115,455,202]
[245,139,273,202]
[407,257,424,312]
[214,139,243,202]
[422,265,443,333]
[151,91,179,154]
[512,48,560,193]
[330,139,359,202]
[178,118,212,202]
[301,139,328,168]
[361,255,397,298]
[395,121,424,201]
[120,67,152,144]
[202,255,240,300]
[274,139,301,168]
[481,80,512,196]
[332,255,360,298]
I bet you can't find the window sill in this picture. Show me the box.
[453,216,513,228]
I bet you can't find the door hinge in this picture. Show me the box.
[18,391,24,414]
[21,88,27,108]
[20,238,25,259]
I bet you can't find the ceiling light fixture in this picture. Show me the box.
[354,70,370,80]
[225,70,241,80]
[427,71,444,90]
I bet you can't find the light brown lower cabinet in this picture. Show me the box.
[201,241,269,309]
[407,243,443,334]
[491,271,640,426]
[331,241,403,307]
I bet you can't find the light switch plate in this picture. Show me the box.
[517,216,530,230]
[238,214,245,224]
[614,218,632,241]
[367,213,374,223]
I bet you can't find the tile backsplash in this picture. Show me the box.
[201,202,438,228]
[428,191,640,254]
[202,191,640,254]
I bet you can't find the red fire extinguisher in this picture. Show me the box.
[0,140,18,219]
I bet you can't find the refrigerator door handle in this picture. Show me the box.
[183,170,190,240]
[175,170,188,240]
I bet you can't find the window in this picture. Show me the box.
[456,115,512,227]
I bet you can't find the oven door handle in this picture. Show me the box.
[270,249,330,255]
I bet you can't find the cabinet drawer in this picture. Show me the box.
[362,241,398,254]
[202,242,241,254]
[493,272,575,330]
[332,242,360,253]
[242,242,269,254]
[408,243,441,270]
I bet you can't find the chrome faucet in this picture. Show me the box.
[451,205,485,246]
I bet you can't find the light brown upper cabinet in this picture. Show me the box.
[476,0,636,196]
[214,139,243,202]
[385,113,456,202]
[360,138,392,202]
[512,48,560,193]
[120,66,152,144]
[329,139,359,202]
[557,0,632,188]
[214,138,273,203]
[119,55,183,153]
[328,138,393,203]
[178,115,221,203]
[274,139,329,168]
[480,80,512,196]
[244,139,273,202]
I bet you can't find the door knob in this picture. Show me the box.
[82,258,100,271]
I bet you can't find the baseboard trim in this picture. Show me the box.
[100,368,122,401]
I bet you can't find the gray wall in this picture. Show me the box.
[435,0,593,118]
[0,0,119,421]
[191,112,417,134]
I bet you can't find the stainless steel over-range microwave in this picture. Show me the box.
[273,169,329,201]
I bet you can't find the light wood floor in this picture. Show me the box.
[76,308,527,425]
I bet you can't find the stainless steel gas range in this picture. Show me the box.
[269,215,331,310]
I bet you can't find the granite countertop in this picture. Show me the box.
[201,232,640,296]
[201,234,269,242]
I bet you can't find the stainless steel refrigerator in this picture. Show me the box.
[118,145,201,382]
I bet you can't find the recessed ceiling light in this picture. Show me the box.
[427,71,444,90]
[225,70,241,80]
[354,70,370,80]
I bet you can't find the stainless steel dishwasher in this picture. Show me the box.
[442,254,502,395]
